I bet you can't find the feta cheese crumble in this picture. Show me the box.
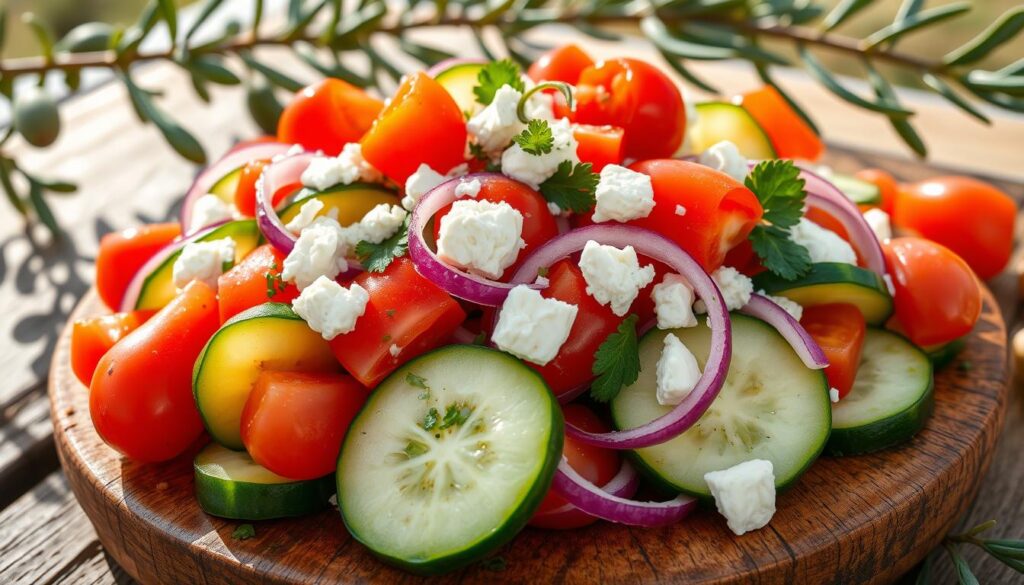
[653,274,697,329]
[698,140,748,182]
[285,198,326,234]
[501,118,579,189]
[436,200,526,279]
[757,290,803,321]
[300,143,381,191]
[352,203,407,244]
[291,276,369,340]
[466,84,525,154]
[403,164,446,210]
[696,266,753,312]
[172,237,235,291]
[492,285,578,366]
[704,459,777,536]
[592,164,656,223]
[790,218,858,265]
[578,241,656,317]
[829,387,840,403]
[188,194,235,233]
[863,208,892,242]
[455,177,482,199]
[656,333,703,406]
[281,217,351,290]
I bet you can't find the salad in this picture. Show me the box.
[70,44,1013,575]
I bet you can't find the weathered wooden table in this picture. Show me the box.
[0,32,1022,584]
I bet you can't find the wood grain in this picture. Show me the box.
[48,285,1009,585]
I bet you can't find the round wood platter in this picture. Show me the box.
[50,288,1009,585]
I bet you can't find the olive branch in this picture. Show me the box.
[0,0,1022,236]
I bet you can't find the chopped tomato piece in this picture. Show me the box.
[740,86,824,161]
[800,304,866,399]
[233,159,269,217]
[854,168,899,215]
[95,223,182,310]
[573,125,624,172]
[277,79,383,155]
[71,310,154,386]
[218,244,299,323]
[528,44,595,84]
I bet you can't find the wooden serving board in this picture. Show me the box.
[50,287,1009,585]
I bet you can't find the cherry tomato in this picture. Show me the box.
[574,58,686,160]
[329,258,466,387]
[573,125,624,172]
[277,78,383,155]
[739,86,823,161]
[241,371,368,480]
[800,304,866,399]
[361,72,467,185]
[71,310,154,386]
[530,404,620,529]
[90,281,219,462]
[95,222,182,310]
[233,159,269,217]
[894,176,1015,280]
[882,237,981,347]
[218,244,299,323]
[854,168,899,215]
[528,44,594,84]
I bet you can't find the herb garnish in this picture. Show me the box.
[264,262,287,298]
[473,59,525,106]
[539,161,598,214]
[231,524,256,540]
[590,315,641,402]
[513,119,554,155]
[355,219,409,273]
[745,160,812,280]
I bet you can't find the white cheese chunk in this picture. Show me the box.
[830,387,840,403]
[656,333,702,406]
[291,276,369,340]
[501,118,579,189]
[757,289,803,321]
[455,177,482,198]
[281,217,351,290]
[863,208,892,242]
[172,237,235,291]
[698,140,748,182]
[402,163,447,210]
[592,164,656,223]
[699,266,753,312]
[351,203,407,245]
[300,143,381,191]
[466,84,525,154]
[436,199,525,279]
[704,459,777,536]
[578,241,656,317]
[653,274,697,329]
[492,285,578,366]
[790,218,858,265]
[285,198,326,235]
[188,194,235,233]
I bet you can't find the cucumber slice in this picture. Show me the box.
[193,303,339,450]
[208,167,242,202]
[923,336,967,369]
[690,102,776,159]
[832,173,881,205]
[279,184,401,227]
[611,314,831,499]
[135,220,260,310]
[753,262,894,325]
[827,328,934,456]
[195,443,335,520]
[338,345,562,575]
[433,62,486,118]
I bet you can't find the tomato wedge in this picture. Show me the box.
[218,244,299,323]
[71,310,154,386]
[95,222,182,310]
[277,78,383,155]
[233,159,270,217]
[528,44,594,84]
[573,125,625,172]
[800,304,866,399]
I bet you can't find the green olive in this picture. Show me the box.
[56,22,114,53]
[13,86,61,148]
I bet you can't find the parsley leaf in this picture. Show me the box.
[744,160,812,280]
[749,225,812,281]
[473,59,525,106]
[590,315,641,402]
[513,119,554,155]
[264,261,287,298]
[355,219,408,273]
[231,524,256,540]
[539,161,598,214]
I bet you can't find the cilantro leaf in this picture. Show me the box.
[744,159,806,230]
[354,220,408,273]
[539,161,598,214]
[590,315,641,402]
[473,59,525,106]
[749,225,812,281]
[231,524,256,540]
[513,119,554,155]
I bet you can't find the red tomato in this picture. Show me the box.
[218,244,299,323]
[329,258,466,387]
[894,176,1015,280]
[241,371,368,480]
[740,86,824,161]
[70,310,154,386]
[233,159,269,217]
[432,176,559,280]
[882,237,982,346]
[90,281,219,462]
[530,404,620,529]
[854,168,899,215]
[573,125,624,172]
[361,73,467,185]
[528,44,594,84]
[800,304,866,399]
[95,223,182,310]
[277,79,383,155]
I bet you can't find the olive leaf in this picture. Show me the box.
[823,0,876,31]
[922,73,990,124]
[864,2,971,49]
[944,6,1024,66]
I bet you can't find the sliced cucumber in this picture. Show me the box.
[279,183,401,227]
[193,303,339,450]
[832,173,881,205]
[208,167,242,202]
[135,219,260,311]
[433,62,486,118]
[611,314,831,499]
[690,102,776,159]
[827,328,933,456]
[753,262,894,325]
[195,443,334,520]
[338,345,562,575]
[923,336,967,369]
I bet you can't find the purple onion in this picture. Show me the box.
[741,294,829,369]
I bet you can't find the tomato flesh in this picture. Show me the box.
[277,79,383,155]
[800,304,866,399]
[854,168,899,215]
[528,44,594,84]
[740,86,823,161]
[71,310,153,386]
[233,159,269,217]
[218,244,299,323]
[573,125,625,172]
[95,223,182,310]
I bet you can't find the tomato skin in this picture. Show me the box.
[528,44,594,84]
[329,258,466,387]
[882,237,981,347]
[71,310,154,386]
[740,86,823,161]
[894,176,1015,280]
[277,79,383,155]
[530,404,620,529]
[574,59,686,160]
[800,304,866,399]
[241,371,368,480]
[360,73,467,185]
[854,168,899,215]
[96,223,182,310]
[573,125,624,172]
[233,159,269,217]
[218,245,299,323]
[90,281,219,462]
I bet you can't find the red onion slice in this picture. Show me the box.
[552,459,696,526]
[741,294,828,370]
[180,142,294,234]
[538,458,640,517]
[255,152,317,254]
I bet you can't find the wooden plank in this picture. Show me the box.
[0,386,58,509]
